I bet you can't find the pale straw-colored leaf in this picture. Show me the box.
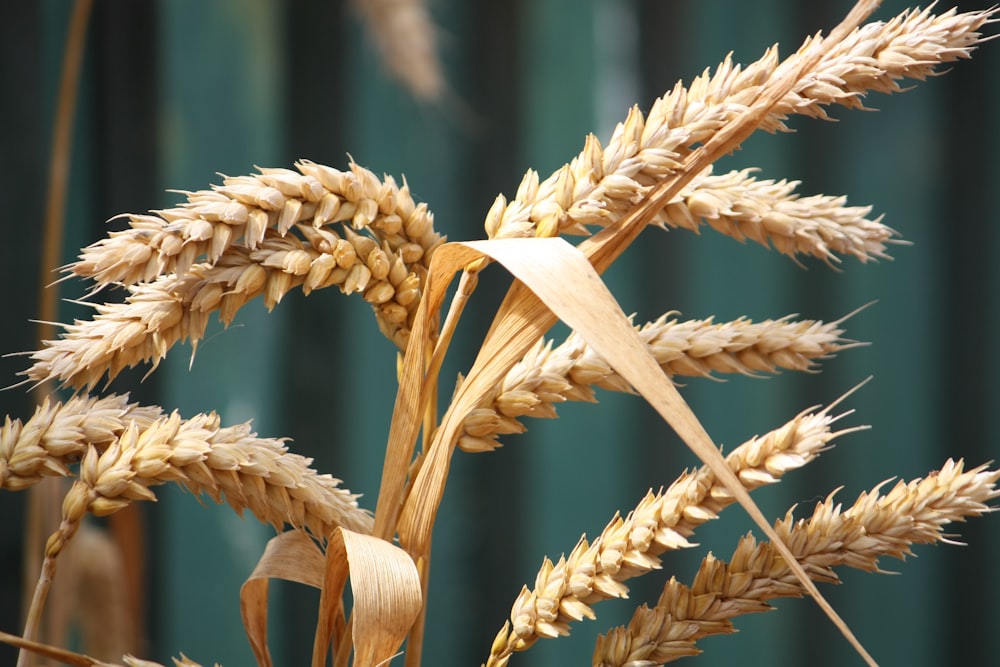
[317,527,421,667]
[240,530,327,667]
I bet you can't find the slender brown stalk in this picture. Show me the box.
[0,629,208,667]
[26,1,95,663]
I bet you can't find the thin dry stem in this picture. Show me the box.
[484,405,855,665]
[594,458,1000,666]
[0,627,211,667]
[459,313,857,453]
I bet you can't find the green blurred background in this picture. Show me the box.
[1,1,998,665]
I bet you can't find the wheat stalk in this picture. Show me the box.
[0,627,211,667]
[459,313,858,453]
[391,8,995,665]
[4,4,997,667]
[594,458,1000,666]
[484,404,857,666]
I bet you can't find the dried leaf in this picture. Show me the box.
[240,531,326,667]
[317,528,422,667]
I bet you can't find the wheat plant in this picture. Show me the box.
[2,2,998,666]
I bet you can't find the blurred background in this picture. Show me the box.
[1,1,998,665]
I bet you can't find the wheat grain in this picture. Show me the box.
[459,314,856,453]
[593,458,1000,666]
[0,395,372,537]
[485,6,992,254]
[0,395,162,490]
[484,406,854,665]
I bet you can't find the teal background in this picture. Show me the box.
[1,1,997,665]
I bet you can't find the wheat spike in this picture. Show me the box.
[61,161,441,361]
[664,167,896,265]
[485,6,992,255]
[459,314,857,453]
[28,212,434,390]
[0,395,371,537]
[594,458,1000,666]
[484,406,854,665]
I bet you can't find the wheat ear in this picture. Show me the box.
[0,394,372,536]
[664,167,896,266]
[484,405,857,666]
[28,164,447,389]
[485,6,992,253]
[459,313,858,452]
[26,223,427,390]
[71,162,440,289]
[13,401,371,656]
[61,160,440,356]
[594,458,1000,666]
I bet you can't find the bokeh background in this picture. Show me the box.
[2,1,998,665]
